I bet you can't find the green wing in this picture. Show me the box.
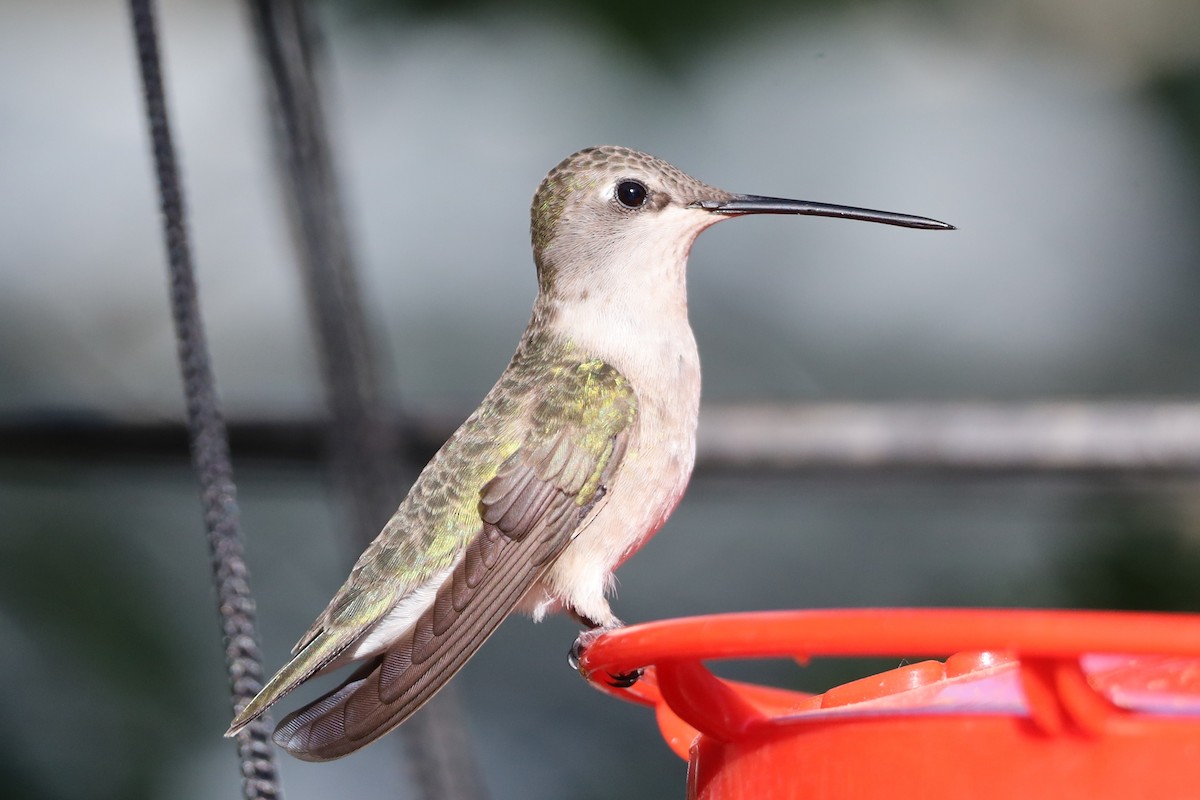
[227,355,636,759]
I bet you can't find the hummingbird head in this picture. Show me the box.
[530,146,728,297]
[529,146,953,300]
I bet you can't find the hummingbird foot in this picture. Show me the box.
[568,625,643,688]
[604,667,643,689]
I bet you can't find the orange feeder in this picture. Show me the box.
[579,609,1200,799]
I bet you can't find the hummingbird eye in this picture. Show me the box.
[615,180,648,209]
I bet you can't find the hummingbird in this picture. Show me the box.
[225,145,952,760]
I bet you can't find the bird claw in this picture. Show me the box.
[604,668,643,688]
[567,628,600,672]
[568,627,641,688]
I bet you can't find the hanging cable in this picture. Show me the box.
[243,0,396,538]
[127,2,283,798]
[242,1,489,797]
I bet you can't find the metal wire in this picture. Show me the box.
[243,0,398,536]
[242,1,488,797]
[697,402,1200,474]
[7,402,1200,476]
[127,1,282,797]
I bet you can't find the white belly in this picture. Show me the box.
[525,321,702,627]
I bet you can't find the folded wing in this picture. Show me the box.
[269,359,636,760]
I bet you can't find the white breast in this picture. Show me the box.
[525,263,702,625]
[520,201,718,626]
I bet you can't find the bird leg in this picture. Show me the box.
[566,614,642,688]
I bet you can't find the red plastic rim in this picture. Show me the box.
[578,608,1200,760]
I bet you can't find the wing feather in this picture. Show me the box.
[259,358,636,760]
[273,492,582,759]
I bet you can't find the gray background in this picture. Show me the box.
[2,0,1199,797]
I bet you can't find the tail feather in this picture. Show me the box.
[271,527,539,761]
[240,435,601,758]
[224,630,347,738]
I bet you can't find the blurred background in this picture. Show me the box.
[3,0,1200,797]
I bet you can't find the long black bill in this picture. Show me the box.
[694,194,954,230]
